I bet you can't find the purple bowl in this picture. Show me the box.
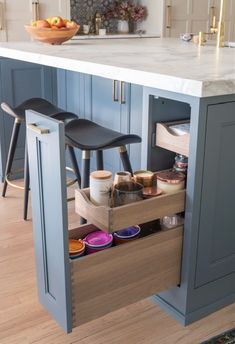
[114,226,141,239]
[84,230,113,248]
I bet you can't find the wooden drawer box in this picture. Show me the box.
[156,121,190,157]
[69,223,183,327]
[75,188,186,232]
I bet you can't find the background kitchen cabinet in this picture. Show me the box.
[0,0,69,42]
[0,58,56,180]
[162,0,235,41]
[163,0,213,37]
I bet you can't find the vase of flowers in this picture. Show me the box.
[117,20,129,34]
[105,0,147,34]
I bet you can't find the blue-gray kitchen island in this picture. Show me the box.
[0,38,235,333]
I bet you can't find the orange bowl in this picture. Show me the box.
[24,25,80,45]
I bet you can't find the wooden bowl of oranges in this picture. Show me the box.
[25,17,80,45]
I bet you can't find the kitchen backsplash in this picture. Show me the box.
[71,0,117,34]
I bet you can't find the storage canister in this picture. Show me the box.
[90,170,113,206]
[156,170,185,194]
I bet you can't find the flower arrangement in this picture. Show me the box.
[105,0,147,23]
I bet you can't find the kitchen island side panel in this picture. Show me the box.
[152,94,235,325]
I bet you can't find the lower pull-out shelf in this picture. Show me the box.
[69,224,183,328]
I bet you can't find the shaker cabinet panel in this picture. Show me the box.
[195,102,235,287]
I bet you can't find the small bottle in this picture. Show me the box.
[90,170,113,206]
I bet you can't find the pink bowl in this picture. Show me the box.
[84,230,113,248]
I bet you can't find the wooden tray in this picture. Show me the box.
[156,120,190,157]
[75,188,186,232]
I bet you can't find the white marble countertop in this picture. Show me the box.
[0,38,235,97]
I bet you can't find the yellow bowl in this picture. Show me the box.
[24,25,80,45]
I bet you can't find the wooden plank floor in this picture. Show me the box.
[1,182,235,344]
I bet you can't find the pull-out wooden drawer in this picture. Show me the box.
[69,224,183,328]
[26,112,185,333]
[75,188,186,232]
[156,120,190,157]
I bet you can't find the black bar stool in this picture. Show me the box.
[65,118,142,189]
[1,98,80,220]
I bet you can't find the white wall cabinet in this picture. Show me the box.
[0,0,70,42]
[162,0,235,41]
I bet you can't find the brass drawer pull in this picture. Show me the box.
[0,2,4,30]
[120,81,125,104]
[112,80,118,102]
[27,123,50,135]
[166,5,172,29]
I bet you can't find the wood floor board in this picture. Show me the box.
[0,181,235,344]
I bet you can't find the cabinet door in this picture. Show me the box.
[3,0,69,42]
[91,76,129,174]
[26,111,72,333]
[195,102,235,287]
[0,58,56,180]
[164,0,213,37]
[214,0,235,41]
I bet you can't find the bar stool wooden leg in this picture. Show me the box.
[2,118,21,197]
[119,145,133,175]
[81,150,91,189]
[96,150,104,170]
[23,143,30,221]
[67,145,81,187]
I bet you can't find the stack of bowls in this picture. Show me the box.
[84,230,113,255]
[69,239,85,259]
[113,225,141,245]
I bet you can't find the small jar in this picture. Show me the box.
[133,170,154,187]
[174,154,188,174]
[90,170,113,206]
[156,170,185,194]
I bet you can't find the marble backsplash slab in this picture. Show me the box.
[71,0,117,34]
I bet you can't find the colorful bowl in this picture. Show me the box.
[113,225,141,245]
[84,230,113,254]
[69,239,85,259]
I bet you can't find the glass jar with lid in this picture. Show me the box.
[156,170,185,194]
[90,170,113,206]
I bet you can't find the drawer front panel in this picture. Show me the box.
[70,225,183,327]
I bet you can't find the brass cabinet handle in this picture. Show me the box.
[210,6,216,29]
[112,80,118,102]
[0,2,4,30]
[120,81,125,104]
[32,1,40,22]
[27,123,50,135]
[166,5,172,29]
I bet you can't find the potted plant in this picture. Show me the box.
[105,0,147,34]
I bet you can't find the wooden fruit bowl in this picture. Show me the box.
[24,25,80,45]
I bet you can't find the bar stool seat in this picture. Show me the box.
[65,118,141,196]
[65,119,141,150]
[1,98,79,220]
[1,98,77,121]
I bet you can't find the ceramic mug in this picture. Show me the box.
[113,181,143,207]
